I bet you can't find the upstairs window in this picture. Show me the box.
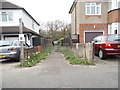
[8,12,13,21]
[1,12,13,22]
[85,3,101,15]
[2,12,7,21]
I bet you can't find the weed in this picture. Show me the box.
[18,46,53,67]
[59,46,95,65]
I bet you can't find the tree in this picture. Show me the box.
[39,20,71,41]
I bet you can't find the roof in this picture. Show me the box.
[1,0,22,8]
[0,26,43,37]
[0,0,40,26]
[108,8,120,13]
[69,0,78,14]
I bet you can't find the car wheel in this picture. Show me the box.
[15,55,20,62]
[15,57,20,62]
[98,49,106,59]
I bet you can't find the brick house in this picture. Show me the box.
[108,0,120,34]
[69,0,111,43]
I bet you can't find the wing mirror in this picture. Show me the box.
[92,40,97,43]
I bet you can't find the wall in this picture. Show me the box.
[78,1,109,24]
[108,9,120,34]
[108,10,120,24]
[22,10,39,34]
[71,1,81,35]
[0,9,40,34]
[79,1,109,43]
[79,24,108,43]
[70,0,110,43]
[111,0,120,10]
[71,6,76,34]
[0,10,22,27]
[70,43,94,61]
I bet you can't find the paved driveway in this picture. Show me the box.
[0,50,119,88]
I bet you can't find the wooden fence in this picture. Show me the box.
[23,39,52,60]
[24,46,42,60]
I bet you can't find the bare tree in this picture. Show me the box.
[39,20,71,40]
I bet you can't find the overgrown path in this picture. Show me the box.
[2,47,118,88]
[39,47,70,70]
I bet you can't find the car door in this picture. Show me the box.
[94,36,102,54]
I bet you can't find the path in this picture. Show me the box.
[1,47,118,88]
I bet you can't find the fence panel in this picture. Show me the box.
[24,46,39,60]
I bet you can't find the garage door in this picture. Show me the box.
[85,32,103,43]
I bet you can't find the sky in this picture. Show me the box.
[6,0,74,23]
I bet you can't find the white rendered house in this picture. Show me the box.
[0,0,42,46]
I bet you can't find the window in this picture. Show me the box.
[107,35,120,42]
[2,12,7,21]
[85,3,101,15]
[115,30,117,34]
[1,12,13,22]
[94,36,104,42]
[118,1,120,8]
[8,12,13,21]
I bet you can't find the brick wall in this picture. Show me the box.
[79,23,108,43]
[108,9,120,24]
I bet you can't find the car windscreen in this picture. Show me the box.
[13,41,20,46]
[13,41,30,47]
[0,41,13,47]
[107,35,120,42]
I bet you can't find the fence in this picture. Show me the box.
[24,38,52,60]
[67,43,94,61]
[24,46,42,60]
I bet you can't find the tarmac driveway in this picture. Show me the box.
[0,50,119,88]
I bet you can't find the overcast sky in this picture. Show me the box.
[7,0,74,23]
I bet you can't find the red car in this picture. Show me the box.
[93,34,120,59]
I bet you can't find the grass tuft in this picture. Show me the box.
[18,46,53,67]
[59,46,95,65]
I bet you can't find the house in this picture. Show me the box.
[0,0,42,47]
[108,0,120,34]
[69,0,110,43]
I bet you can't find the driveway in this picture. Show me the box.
[0,50,119,88]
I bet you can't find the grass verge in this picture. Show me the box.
[59,46,95,65]
[18,46,53,67]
